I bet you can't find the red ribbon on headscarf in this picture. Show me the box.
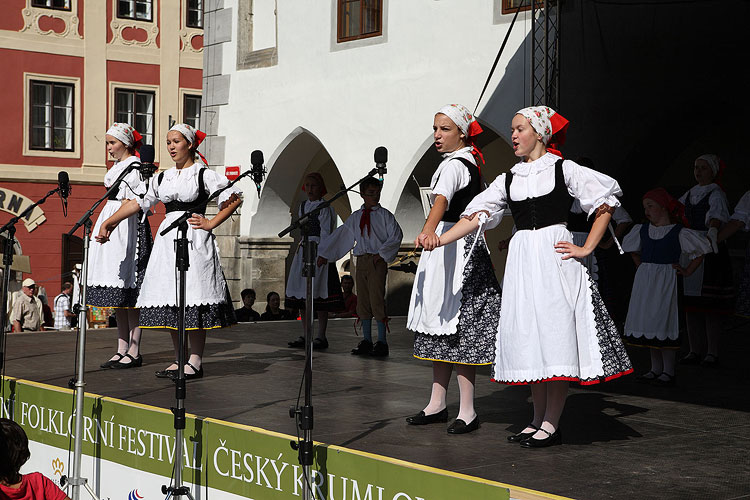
[302,172,328,196]
[643,188,689,226]
[132,130,143,150]
[546,112,570,158]
[359,207,372,235]
[193,129,209,164]
[466,120,485,170]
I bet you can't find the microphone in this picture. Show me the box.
[374,146,388,181]
[58,171,70,216]
[137,145,158,179]
[250,150,266,197]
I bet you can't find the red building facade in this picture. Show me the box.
[0,0,203,298]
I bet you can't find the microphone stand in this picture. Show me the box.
[159,168,252,500]
[1,185,64,389]
[278,167,383,500]
[62,163,146,500]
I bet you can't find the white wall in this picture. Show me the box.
[218,0,535,237]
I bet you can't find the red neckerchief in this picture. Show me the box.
[359,207,372,235]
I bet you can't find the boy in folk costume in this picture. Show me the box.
[318,177,403,356]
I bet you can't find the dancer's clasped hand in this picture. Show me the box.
[189,213,214,231]
[554,241,592,260]
[416,232,440,251]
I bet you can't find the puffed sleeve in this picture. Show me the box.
[461,173,508,230]
[318,214,357,262]
[379,212,403,263]
[621,224,642,253]
[431,159,470,207]
[203,168,243,210]
[613,205,633,225]
[730,191,750,230]
[679,228,713,259]
[122,168,148,199]
[563,161,623,217]
[136,176,159,212]
[702,188,729,225]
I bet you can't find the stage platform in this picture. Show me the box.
[3,316,749,500]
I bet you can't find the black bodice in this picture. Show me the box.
[441,156,482,223]
[506,159,574,230]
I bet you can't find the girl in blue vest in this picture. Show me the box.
[286,172,344,350]
[678,154,733,367]
[622,188,711,385]
[719,190,750,317]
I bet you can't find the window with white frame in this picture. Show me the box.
[115,89,155,145]
[117,0,152,22]
[183,94,201,129]
[30,81,74,152]
[31,0,71,10]
[186,0,203,28]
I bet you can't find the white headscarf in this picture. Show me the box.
[515,106,557,144]
[436,104,478,136]
[169,123,198,145]
[696,154,721,177]
[106,123,141,148]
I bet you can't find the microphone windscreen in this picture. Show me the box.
[58,171,70,197]
[251,150,264,166]
[140,144,156,163]
[374,146,388,164]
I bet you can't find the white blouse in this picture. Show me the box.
[429,147,475,209]
[318,204,403,263]
[622,224,712,260]
[730,191,750,230]
[104,156,147,200]
[137,162,240,212]
[678,183,730,226]
[462,153,622,227]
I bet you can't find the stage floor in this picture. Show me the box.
[3,316,749,500]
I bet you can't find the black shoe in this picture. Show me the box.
[312,337,329,350]
[111,353,143,369]
[635,370,659,383]
[507,424,539,443]
[288,337,305,348]
[406,408,448,425]
[701,354,719,367]
[100,353,125,369]
[520,428,561,448]
[351,339,373,355]
[447,417,479,434]
[155,361,179,379]
[155,368,177,379]
[679,352,701,365]
[651,372,676,386]
[184,362,204,380]
[370,341,389,357]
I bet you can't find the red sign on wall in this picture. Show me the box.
[224,166,240,180]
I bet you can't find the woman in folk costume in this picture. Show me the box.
[678,154,733,367]
[89,123,152,369]
[719,190,750,317]
[286,172,344,350]
[622,188,711,385]
[437,106,632,447]
[406,104,502,435]
[96,123,241,379]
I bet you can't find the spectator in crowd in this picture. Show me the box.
[260,291,294,321]
[235,288,261,322]
[53,282,76,330]
[11,279,43,332]
[0,418,68,500]
[330,275,358,319]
